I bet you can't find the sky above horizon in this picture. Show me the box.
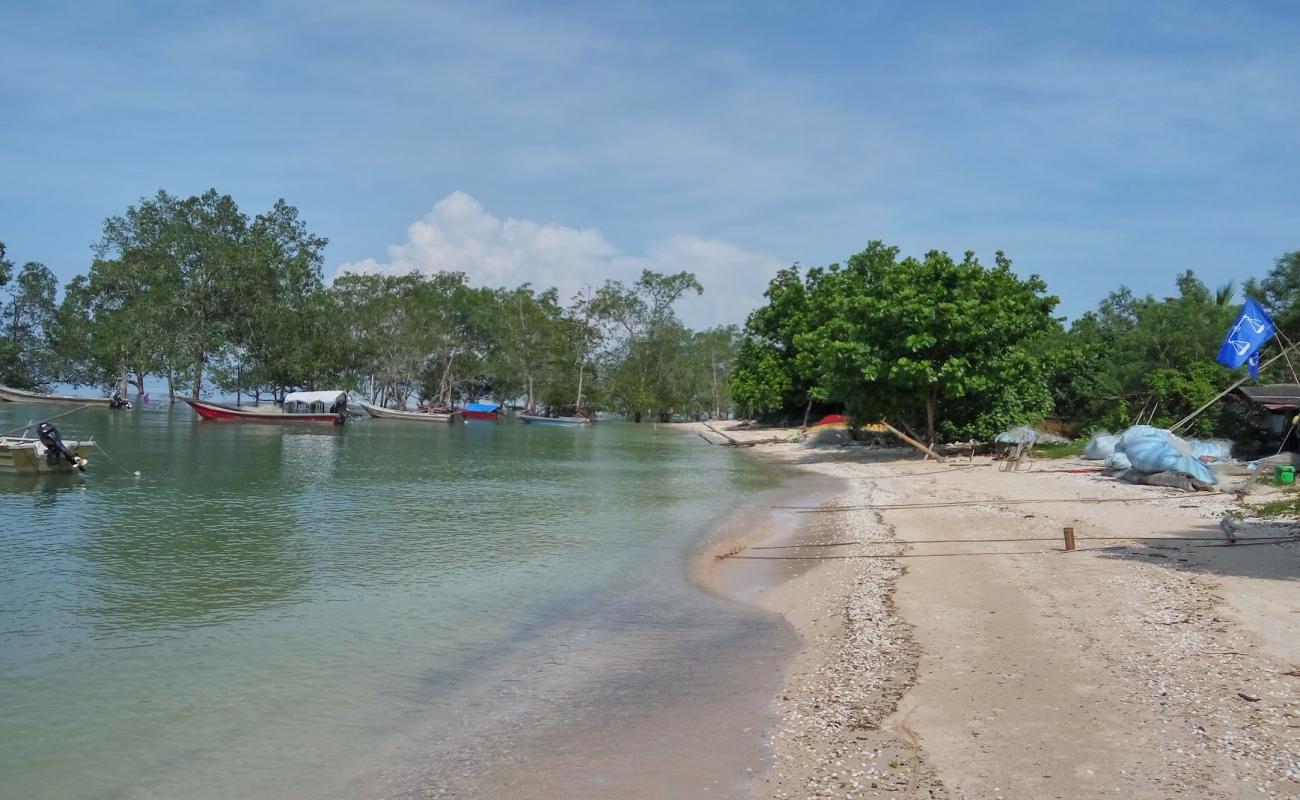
[3,1,1299,328]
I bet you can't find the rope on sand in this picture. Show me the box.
[775,495,1215,512]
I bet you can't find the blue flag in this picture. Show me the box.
[1216,298,1274,375]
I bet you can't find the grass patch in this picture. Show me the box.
[1033,439,1087,459]
[1243,492,1300,519]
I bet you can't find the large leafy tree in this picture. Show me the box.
[731,265,818,420]
[737,243,1061,441]
[590,270,703,421]
[96,190,255,398]
[0,257,58,388]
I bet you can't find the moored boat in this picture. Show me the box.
[360,402,460,423]
[0,384,117,407]
[183,390,349,424]
[461,402,501,421]
[518,414,592,426]
[0,436,94,474]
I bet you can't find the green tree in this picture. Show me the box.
[590,270,703,421]
[96,189,257,399]
[1246,250,1300,341]
[787,243,1060,442]
[1,260,58,387]
[1050,271,1241,435]
[731,265,817,419]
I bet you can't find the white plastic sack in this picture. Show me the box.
[1106,452,1132,470]
[1117,425,1216,484]
[1083,432,1120,460]
[1186,438,1231,460]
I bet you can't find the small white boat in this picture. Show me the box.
[0,384,118,407]
[518,414,592,426]
[0,436,94,474]
[360,402,461,423]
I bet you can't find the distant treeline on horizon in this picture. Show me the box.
[2,188,1297,440]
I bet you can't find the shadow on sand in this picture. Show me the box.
[1092,520,1299,584]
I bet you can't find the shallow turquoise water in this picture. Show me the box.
[0,403,791,798]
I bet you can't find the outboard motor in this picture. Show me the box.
[330,396,348,425]
[37,422,86,472]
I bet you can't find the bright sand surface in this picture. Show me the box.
[694,421,1300,800]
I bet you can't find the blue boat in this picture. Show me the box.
[462,402,502,421]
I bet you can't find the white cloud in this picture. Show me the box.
[334,191,783,328]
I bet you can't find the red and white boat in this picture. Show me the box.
[183,391,349,425]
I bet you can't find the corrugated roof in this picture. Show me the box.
[1237,384,1300,406]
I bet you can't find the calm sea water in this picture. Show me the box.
[0,403,798,799]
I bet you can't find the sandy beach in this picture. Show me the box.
[697,422,1300,800]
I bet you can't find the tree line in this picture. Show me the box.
[732,242,1300,443]
[0,189,739,421]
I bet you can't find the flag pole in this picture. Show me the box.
[1170,339,1300,433]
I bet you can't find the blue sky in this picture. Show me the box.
[3,0,1299,327]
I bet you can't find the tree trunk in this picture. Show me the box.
[133,369,145,399]
[167,370,176,403]
[802,397,813,428]
[575,361,586,411]
[926,384,938,445]
[191,348,204,399]
[119,363,130,399]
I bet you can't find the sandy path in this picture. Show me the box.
[890,465,1299,799]
[692,422,1300,800]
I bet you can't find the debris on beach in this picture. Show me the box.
[1084,425,1245,491]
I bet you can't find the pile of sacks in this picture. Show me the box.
[1083,425,1231,489]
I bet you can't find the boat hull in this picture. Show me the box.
[518,415,592,426]
[0,385,113,407]
[184,398,344,424]
[360,403,460,423]
[461,409,500,421]
[0,437,94,474]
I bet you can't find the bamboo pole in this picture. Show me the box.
[879,420,945,462]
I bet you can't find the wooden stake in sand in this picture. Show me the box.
[1063,526,1077,552]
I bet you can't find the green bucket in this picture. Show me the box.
[1276,465,1295,484]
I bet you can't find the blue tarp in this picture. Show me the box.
[1116,425,1217,484]
[466,402,501,413]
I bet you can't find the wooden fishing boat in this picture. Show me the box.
[183,390,349,424]
[461,402,501,421]
[360,402,460,423]
[0,385,115,407]
[518,414,592,426]
[0,436,94,474]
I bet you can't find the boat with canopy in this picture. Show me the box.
[183,390,349,424]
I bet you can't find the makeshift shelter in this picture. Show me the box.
[1235,384,1300,435]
